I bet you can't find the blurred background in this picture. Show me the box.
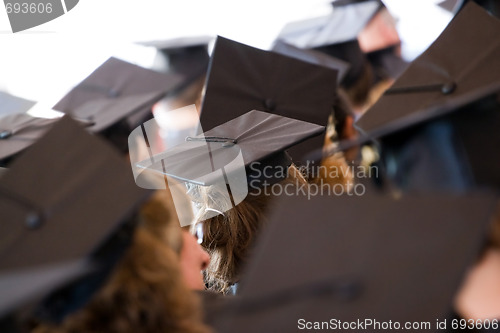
[0,0,462,110]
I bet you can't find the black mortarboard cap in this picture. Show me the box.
[355,2,500,191]
[276,1,378,91]
[140,36,212,85]
[271,40,350,84]
[459,0,500,19]
[277,0,379,49]
[0,114,60,166]
[213,192,497,333]
[52,57,185,151]
[199,36,337,162]
[197,290,232,328]
[0,116,149,319]
[137,110,324,188]
[331,0,382,8]
[0,92,36,117]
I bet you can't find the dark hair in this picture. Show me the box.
[342,61,374,109]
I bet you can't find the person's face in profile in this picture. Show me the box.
[179,230,210,290]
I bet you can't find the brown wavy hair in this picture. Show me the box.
[34,190,211,333]
[190,165,307,294]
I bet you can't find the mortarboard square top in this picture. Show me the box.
[271,40,350,83]
[356,2,500,136]
[0,113,60,164]
[314,2,500,154]
[0,91,36,117]
[199,36,337,160]
[0,116,149,317]
[213,192,497,333]
[53,57,185,132]
[276,0,380,49]
[137,110,325,187]
[140,35,213,52]
[275,2,378,93]
[348,3,500,190]
[139,36,213,83]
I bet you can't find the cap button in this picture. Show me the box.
[0,130,12,140]
[107,89,120,98]
[25,213,42,229]
[441,82,456,95]
[335,280,363,302]
[263,98,276,112]
[222,141,235,148]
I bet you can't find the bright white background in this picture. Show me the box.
[0,0,457,107]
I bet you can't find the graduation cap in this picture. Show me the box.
[0,92,36,117]
[199,36,337,162]
[0,114,60,166]
[196,290,232,328]
[353,2,500,191]
[53,57,185,151]
[212,192,498,333]
[459,0,500,18]
[0,116,150,321]
[137,110,324,188]
[277,0,380,49]
[276,1,379,99]
[271,40,350,83]
[331,0,382,7]
[139,36,213,85]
